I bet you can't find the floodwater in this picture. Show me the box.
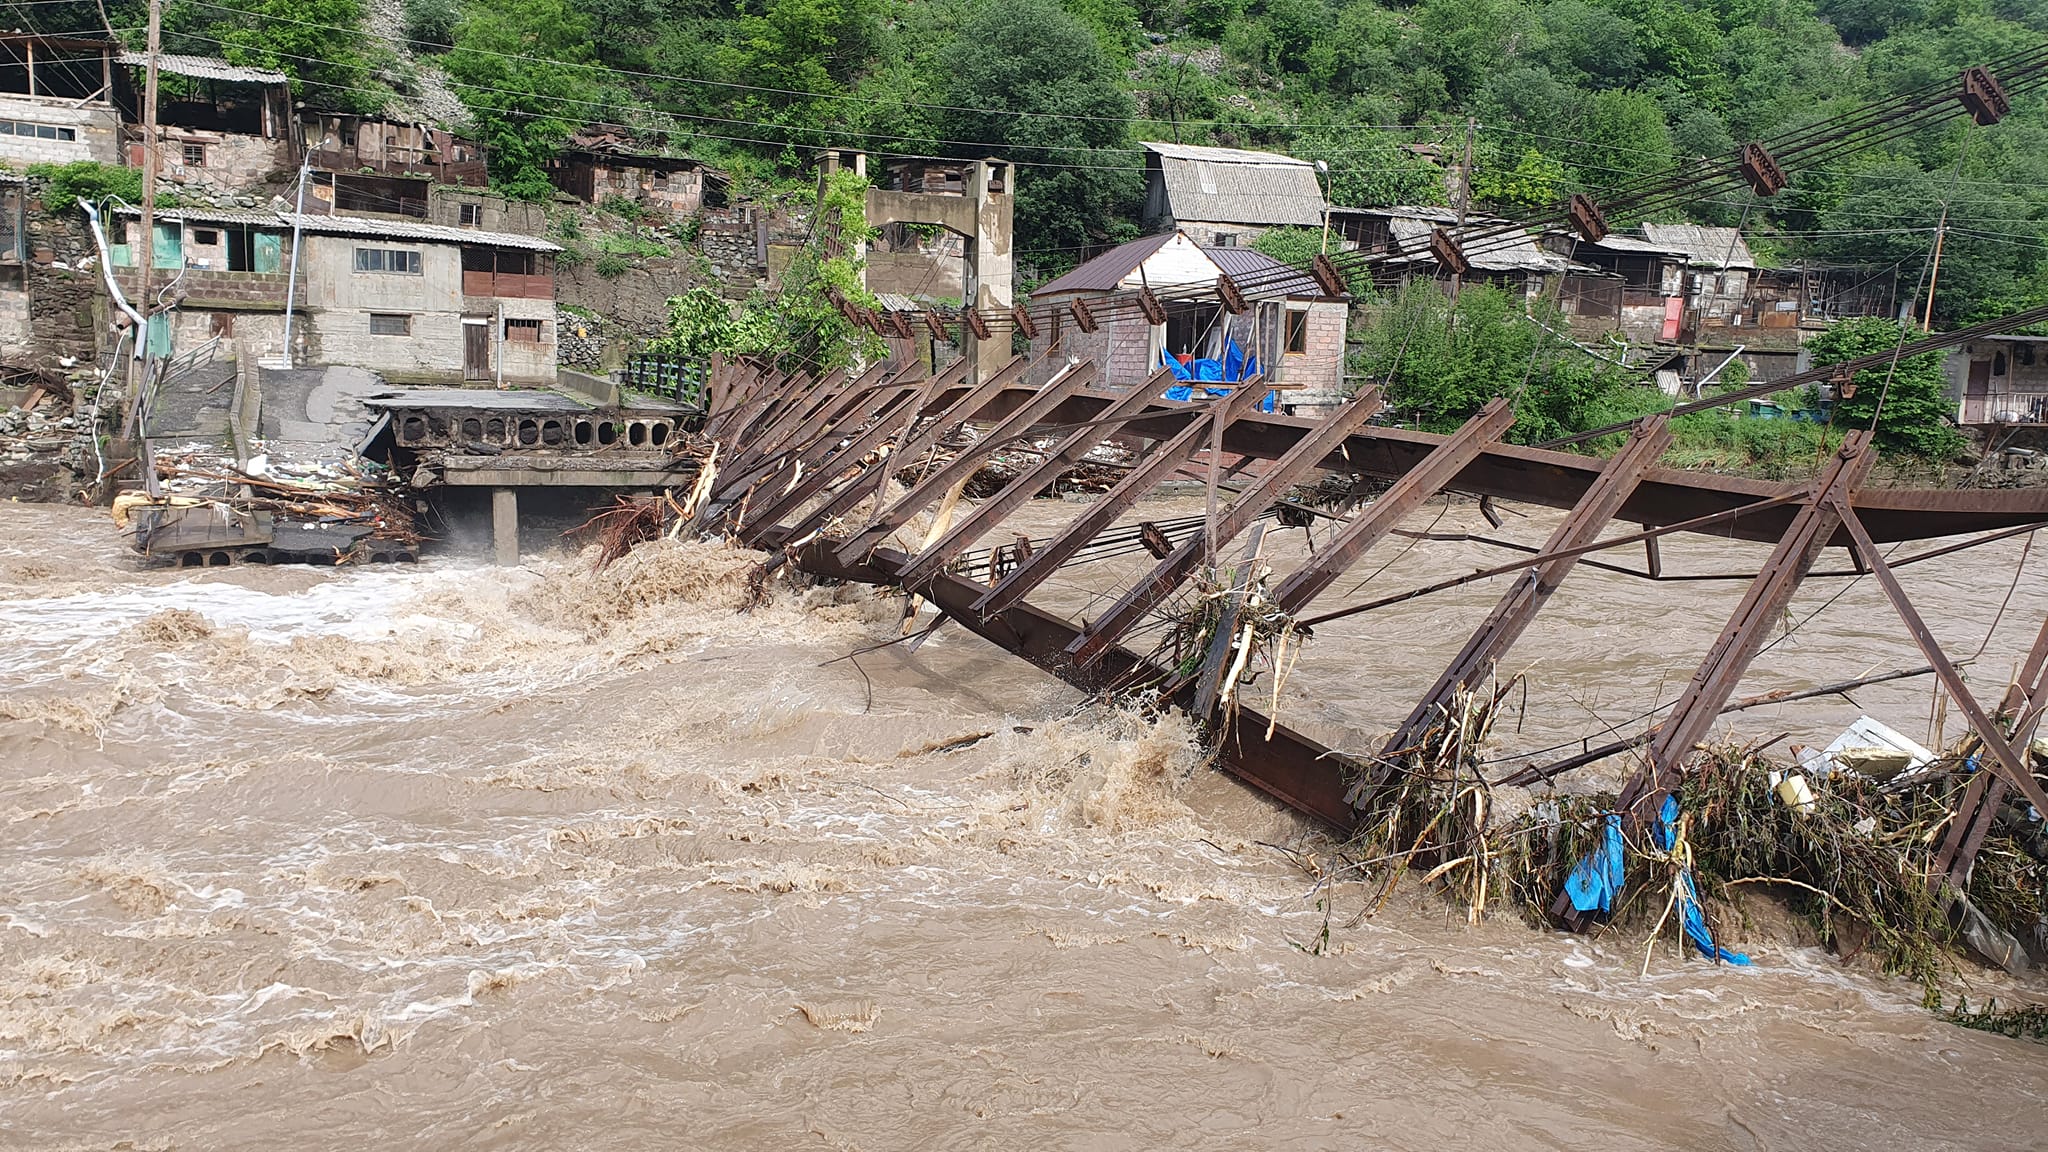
[2,497,2045,1150]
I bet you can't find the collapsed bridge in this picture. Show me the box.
[677,347,2048,930]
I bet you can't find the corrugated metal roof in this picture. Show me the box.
[279,213,561,252]
[1142,141,1315,167]
[1143,141,1327,228]
[113,205,291,226]
[1639,223,1755,270]
[1031,232,1177,296]
[117,52,288,85]
[1583,233,1683,256]
[1383,215,1573,273]
[1203,244,1328,299]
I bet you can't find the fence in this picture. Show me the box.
[621,353,707,407]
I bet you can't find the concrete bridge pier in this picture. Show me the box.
[492,487,519,566]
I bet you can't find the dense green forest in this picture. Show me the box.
[23,0,2048,324]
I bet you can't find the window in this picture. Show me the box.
[208,312,233,338]
[369,313,411,336]
[353,248,422,274]
[183,143,206,168]
[1285,308,1308,355]
[1212,232,1238,247]
[504,318,543,343]
[192,229,220,246]
[0,119,76,141]
[341,128,356,148]
[458,203,481,226]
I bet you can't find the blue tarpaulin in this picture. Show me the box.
[1657,796,1751,965]
[1162,338,1276,411]
[1564,813,1625,915]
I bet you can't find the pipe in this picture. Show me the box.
[280,163,309,368]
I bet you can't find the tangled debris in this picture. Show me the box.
[117,444,423,564]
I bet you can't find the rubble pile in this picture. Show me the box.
[117,443,423,564]
[0,379,97,501]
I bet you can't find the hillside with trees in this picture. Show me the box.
[23,1,2048,326]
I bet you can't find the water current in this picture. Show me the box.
[2,498,2044,1149]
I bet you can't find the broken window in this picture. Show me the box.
[208,312,233,337]
[353,248,422,274]
[192,229,220,246]
[369,313,411,335]
[458,203,481,226]
[504,317,542,342]
[183,143,205,167]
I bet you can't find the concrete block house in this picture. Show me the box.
[0,34,124,166]
[109,210,561,383]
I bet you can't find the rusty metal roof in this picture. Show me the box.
[117,52,288,85]
[1142,141,1326,228]
[1030,232,1177,296]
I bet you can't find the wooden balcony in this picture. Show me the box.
[462,270,553,300]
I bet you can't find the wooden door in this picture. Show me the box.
[463,318,490,382]
[1965,358,1992,423]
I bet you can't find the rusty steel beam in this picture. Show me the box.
[927,386,2048,544]
[715,369,817,457]
[973,385,1271,619]
[1553,434,1878,930]
[729,367,856,471]
[713,368,904,506]
[1064,388,1386,668]
[1934,614,2048,883]
[699,360,771,439]
[1833,499,2048,817]
[768,529,1362,829]
[1271,398,1517,616]
[833,361,1098,565]
[1382,415,1673,759]
[786,357,1003,539]
[739,385,930,542]
[897,369,1178,587]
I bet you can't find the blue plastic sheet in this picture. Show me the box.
[1160,341,1277,411]
[1657,796,1751,965]
[1564,813,1625,915]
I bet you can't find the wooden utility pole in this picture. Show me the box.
[135,0,162,359]
[1922,201,1949,333]
[1452,116,1474,299]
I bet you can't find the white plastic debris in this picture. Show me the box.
[1796,716,1935,782]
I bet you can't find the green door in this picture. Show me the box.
[253,231,283,273]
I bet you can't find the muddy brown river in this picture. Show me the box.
[2,498,2044,1149]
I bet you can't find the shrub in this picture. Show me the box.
[594,252,631,279]
[403,0,459,48]
[28,161,142,210]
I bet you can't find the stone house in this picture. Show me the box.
[300,113,487,186]
[1027,230,1346,399]
[0,34,123,166]
[117,53,294,196]
[1140,141,1327,248]
[108,209,562,384]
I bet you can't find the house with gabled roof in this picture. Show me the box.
[1028,229,1345,400]
[1140,142,1328,249]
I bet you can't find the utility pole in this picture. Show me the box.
[1922,202,1950,333]
[1452,116,1474,299]
[134,0,162,369]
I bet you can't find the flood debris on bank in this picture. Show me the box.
[113,445,423,567]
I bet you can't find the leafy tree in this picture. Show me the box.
[403,0,461,49]
[1807,316,1965,459]
[1295,130,1447,207]
[163,0,385,112]
[1472,145,1565,212]
[443,0,608,199]
[936,0,1140,258]
[1351,281,1635,443]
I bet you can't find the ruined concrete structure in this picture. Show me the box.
[119,53,294,195]
[836,151,1013,385]
[0,34,123,166]
[545,130,724,216]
